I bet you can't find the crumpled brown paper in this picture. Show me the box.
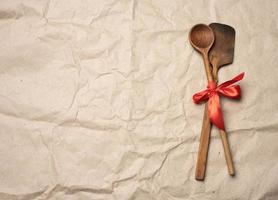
[0,0,278,199]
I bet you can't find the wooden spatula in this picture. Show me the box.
[195,23,236,180]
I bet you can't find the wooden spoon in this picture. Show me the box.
[209,23,236,175]
[189,24,214,181]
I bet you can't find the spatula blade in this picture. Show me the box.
[209,23,236,67]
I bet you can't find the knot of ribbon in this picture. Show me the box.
[193,72,245,130]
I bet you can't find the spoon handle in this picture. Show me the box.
[203,52,214,82]
[195,52,214,181]
[195,103,211,181]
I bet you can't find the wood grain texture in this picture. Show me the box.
[194,23,236,181]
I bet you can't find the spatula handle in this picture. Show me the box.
[195,103,211,181]
[219,130,235,176]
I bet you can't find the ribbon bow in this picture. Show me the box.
[193,73,244,130]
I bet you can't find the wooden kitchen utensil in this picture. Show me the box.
[189,24,215,180]
[196,23,236,180]
[209,23,236,175]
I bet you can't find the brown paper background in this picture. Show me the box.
[0,0,278,199]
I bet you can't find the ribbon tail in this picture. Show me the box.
[218,72,245,88]
[208,93,225,130]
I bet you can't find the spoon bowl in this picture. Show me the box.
[189,24,214,53]
[189,24,214,82]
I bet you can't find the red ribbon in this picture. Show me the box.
[193,73,244,130]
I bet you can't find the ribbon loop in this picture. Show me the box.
[193,72,244,130]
